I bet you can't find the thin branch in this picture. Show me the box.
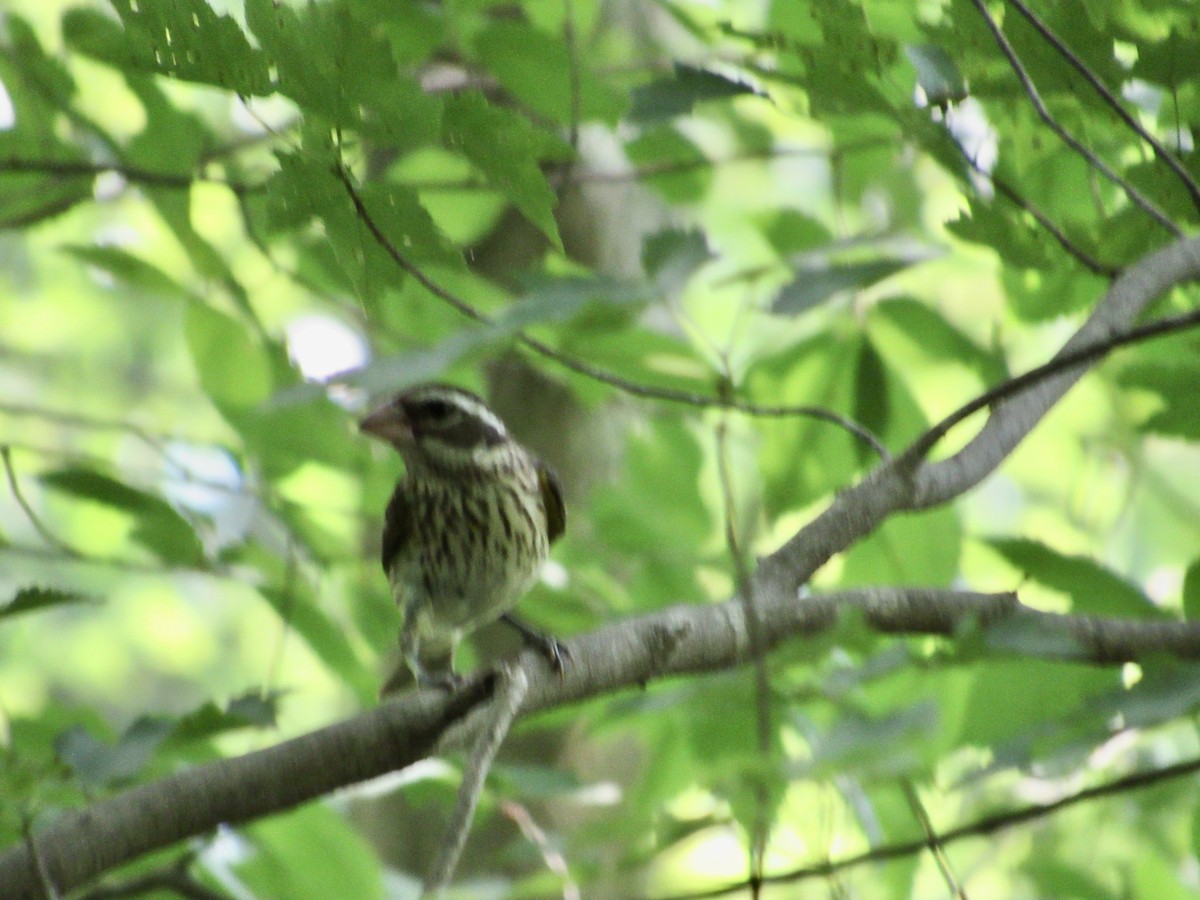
[1,446,83,558]
[715,421,771,896]
[902,781,967,900]
[968,0,1182,236]
[499,800,579,899]
[333,163,889,458]
[650,754,1200,899]
[906,305,1200,467]
[423,666,529,897]
[1004,0,1200,214]
[956,143,1118,277]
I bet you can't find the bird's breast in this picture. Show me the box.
[387,472,550,635]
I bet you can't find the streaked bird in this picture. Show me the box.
[360,383,567,690]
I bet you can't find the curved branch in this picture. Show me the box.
[759,234,1200,597]
[913,235,1200,507]
[7,587,1200,898]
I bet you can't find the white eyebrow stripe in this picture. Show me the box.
[411,386,509,438]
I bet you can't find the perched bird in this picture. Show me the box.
[360,383,567,691]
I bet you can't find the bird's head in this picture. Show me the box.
[359,383,513,473]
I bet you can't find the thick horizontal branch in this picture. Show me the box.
[7,587,1200,897]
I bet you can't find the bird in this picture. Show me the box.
[359,382,568,691]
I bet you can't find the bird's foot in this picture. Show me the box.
[500,613,571,677]
[414,667,466,692]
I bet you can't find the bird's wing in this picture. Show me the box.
[381,484,414,572]
[538,461,566,544]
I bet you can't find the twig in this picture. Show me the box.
[1003,0,1200,214]
[956,143,1118,277]
[333,164,889,458]
[902,781,967,900]
[715,421,772,897]
[499,800,579,900]
[422,665,530,898]
[968,0,1181,236]
[1,446,83,558]
[650,753,1200,899]
[904,306,1200,465]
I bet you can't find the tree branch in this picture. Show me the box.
[1003,0,1200,214]
[651,752,1200,899]
[758,234,1200,598]
[7,587,1200,897]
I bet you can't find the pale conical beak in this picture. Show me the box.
[359,403,412,447]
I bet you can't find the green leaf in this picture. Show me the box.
[238,804,385,900]
[905,44,966,106]
[624,126,711,202]
[59,245,195,300]
[0,587,98,620]
[185,304,273,415]
[841,505,961,587]
[869,296,1008,384]
[258,587,376,705]
[1184,559,1200,622]
[1117,359,1200,440]
[167,692,279,745]
[773,258,913,315]
[55,717,174,786]
[40,468,205,566]
[987,538,1163,618]
[64,1,271,94]
[442,92,563,250]
[473,22,625,125]
[630,64,762,122]
[796,703,938,779]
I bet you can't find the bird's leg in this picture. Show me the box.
[500,613,570,676]
[401,618,463,692]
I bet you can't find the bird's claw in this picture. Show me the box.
[500,613,570,678]
[415,669,467,692]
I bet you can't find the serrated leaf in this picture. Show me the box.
[473,22,625,125]
[442,92,562,249]
[168,691,279,744]
[64,2,271,94]
[40,468,205,565]
[0,587,98,620]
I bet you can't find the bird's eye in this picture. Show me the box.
[421,399,455,420]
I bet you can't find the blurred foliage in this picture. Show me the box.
[2,0,1200,897]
